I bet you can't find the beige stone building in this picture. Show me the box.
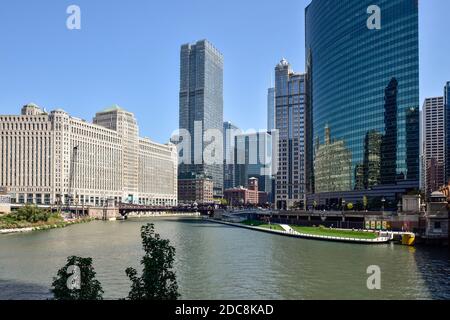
[0,187,11,213]
[0,104,177,207]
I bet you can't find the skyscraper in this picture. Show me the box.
[267,87,275,132]
[234,131,273,200]
[178,40,224,197]
[274,59,307,210]
[423,97,446,195]
[445,82,450,183]
[306,0,420,206]
[223,121,239,190]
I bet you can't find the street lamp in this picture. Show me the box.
[341,199,346,229]
[381,197,386,213]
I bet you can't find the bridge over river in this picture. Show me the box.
[10,203,216,220]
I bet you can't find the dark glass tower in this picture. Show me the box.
[179,40,224,197]
[305,0,419,205]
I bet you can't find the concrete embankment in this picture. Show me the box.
[208,219,390,244]
[0,219,94,235]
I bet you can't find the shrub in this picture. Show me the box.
[11,205,51,223]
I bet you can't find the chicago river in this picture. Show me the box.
[0,218,449,300]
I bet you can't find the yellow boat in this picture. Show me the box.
[401,233,416,246]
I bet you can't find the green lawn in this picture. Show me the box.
[290,226,378,240]
[241,220,285,231]
[240,220,378,240]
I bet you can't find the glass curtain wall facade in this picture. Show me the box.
[305,0,419,207]
[234,131,273,200]
[179,40,224,197]
[267,87,276,132]
[223,121,239,190]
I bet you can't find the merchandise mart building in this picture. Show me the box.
[305,0,420,209]
[0,104,178,207]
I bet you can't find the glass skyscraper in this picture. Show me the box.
[234,131,273,199]
[179,40,224,197]
[305,0,419,207]
[223,121,239,190]
[267,87,275,132]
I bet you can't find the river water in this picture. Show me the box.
[0,218,449,300]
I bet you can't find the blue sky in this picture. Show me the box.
[0,0,449,143]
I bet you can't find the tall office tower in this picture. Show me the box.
[445,82,450,183]
[423,97,446,195]
[93,105,139,203]
[306,0,419,207]
[419,110,426,192]
[178,40,224,197]
[267,87,276,132]
[223,121,239,190]
[274,59,307,210]
[234,131,273,200]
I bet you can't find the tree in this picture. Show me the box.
[51,256,103,300]
[125,223,180,300]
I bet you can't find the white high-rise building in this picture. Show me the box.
[423,97,446,195]
[0,104,177,207]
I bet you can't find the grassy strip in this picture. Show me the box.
[0,215,62,230]
[32,218,94,231]
[241,220,285,231]
[290,226,377,240]
[0,214,93,231]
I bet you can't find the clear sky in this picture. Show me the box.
[0,0,449,143]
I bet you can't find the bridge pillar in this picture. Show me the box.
[88,207,119,220]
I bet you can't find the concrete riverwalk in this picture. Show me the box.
[208,219,391,244]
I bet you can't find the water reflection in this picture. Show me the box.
[413,248,450,300]
[314,125,352,193]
